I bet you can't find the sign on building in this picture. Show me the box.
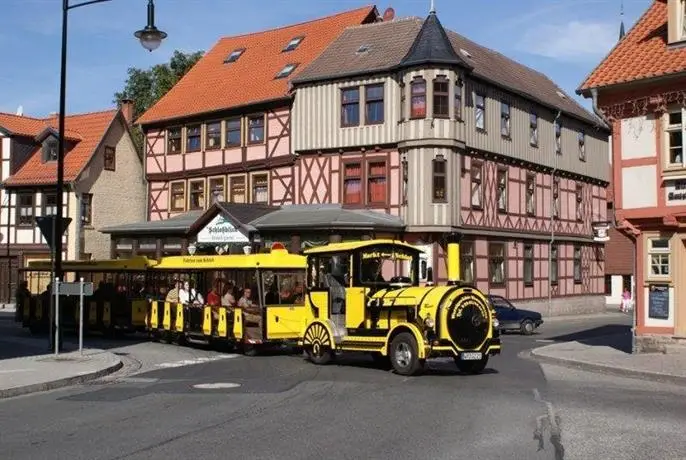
[196,214,249,244]
[666,179,686,203]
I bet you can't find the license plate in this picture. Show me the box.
[461,352,483,361]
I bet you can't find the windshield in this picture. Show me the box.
[358,246,418,286]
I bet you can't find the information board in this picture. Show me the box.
[648,284,670,320]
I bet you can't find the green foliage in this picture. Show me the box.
[113,50,204,150]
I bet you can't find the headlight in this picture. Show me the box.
[493,318,500,328]
[424,316,435,329]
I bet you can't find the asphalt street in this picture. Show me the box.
[2,312,686,460]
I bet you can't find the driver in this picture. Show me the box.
[361,258,385,283]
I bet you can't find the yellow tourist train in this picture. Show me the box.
[19,236,501,376]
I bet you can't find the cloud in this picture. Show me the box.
[516,21,617,63]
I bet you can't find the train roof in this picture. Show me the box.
[153,249,306,271]
[303,239,423,255]
[23,256,157,272]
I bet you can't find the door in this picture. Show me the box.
[265,303,307,340]
[676,240,686,337]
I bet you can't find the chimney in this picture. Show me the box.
[119,98,134,124]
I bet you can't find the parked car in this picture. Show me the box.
[488,295,543,335]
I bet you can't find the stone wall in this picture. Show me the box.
[513,294,606,317]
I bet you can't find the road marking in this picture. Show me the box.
[155,355,238,368]
[0,369,35,374]
[119,377,160,384]
[193,382,241,389]
[535,339,555,343]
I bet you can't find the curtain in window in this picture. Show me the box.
[367,162,386,203]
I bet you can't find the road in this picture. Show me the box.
[1,312,685,460]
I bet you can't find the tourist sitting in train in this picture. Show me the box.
[222,281,237,307]
[165,278,181,304]
[361,258,385,284]
[179,279,204,307]
[238,287,261,322]
[206,278,223,307]
[264,279,280,304]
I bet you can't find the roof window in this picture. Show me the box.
[224,48,245,63]
[356,44,370,54]
[459,48,472,58]
[283,36,304,52]
[556,90,567,99]
[276,63,298,79]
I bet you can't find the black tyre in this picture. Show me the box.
[303,323,333,365]
[520,319,535,335]
[389,332,424,376]
[455,355,489,374]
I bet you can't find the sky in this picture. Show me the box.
[0,0,651,118]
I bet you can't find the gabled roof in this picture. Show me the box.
[3,109,120,186]
[293,14,602,127]
[34,126,82,143]
[0,113,48,137]
[136,6,378,126]
[578,0,686,93]
[399,11,470,69]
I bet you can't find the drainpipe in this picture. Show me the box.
[548,111,561,318]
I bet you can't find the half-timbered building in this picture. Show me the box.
[134,6,378,223]
[0,101,145,298]
[289,9,611,314]
[578,0,686,351]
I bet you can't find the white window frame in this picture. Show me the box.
[554,120,562,154]
[470,163,483,208]
[552,177,560,218]
[666,108,685,168]
[500,101,511,137]
[526,173,536,215]
[475,93,485,130]
[682,0,686,39]
[578,130,586,161]
[647,237,670,279]
[496,168,507,212]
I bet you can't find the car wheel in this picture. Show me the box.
[520,319,535,335]
[389,332,424,376]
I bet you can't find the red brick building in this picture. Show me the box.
[578,0,686,351]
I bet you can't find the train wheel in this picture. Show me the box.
[455,356,489,374]
[389,332,424,376]
[303,323,333,365]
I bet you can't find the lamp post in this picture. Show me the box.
[50,0,166,350]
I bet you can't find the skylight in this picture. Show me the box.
[283,36,304,52]
[459,48,472,58]
[276,63,298,79]
[556,90,567,99]
[224,48,245,63]
[356,44,370,54]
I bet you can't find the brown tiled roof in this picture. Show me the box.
[293,16,603,127]
[0,113,49,137]
[136,6,378,126]
[578,0,686,93]
[2,109,119,186]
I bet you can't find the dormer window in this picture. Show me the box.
[224,48,245,63]
[667,0,686,44]
[42,139,58,162]
[283,36,304,52]
[276,63,298,79]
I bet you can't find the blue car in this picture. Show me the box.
[488,295,544,335]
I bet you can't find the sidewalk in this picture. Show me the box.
[528,332,686,386]
[0,348,123,399]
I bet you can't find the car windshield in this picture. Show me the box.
[489,296,512,309]
[358,246,417,286]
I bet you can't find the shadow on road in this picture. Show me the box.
[547,324,632,353]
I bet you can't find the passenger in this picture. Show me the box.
[222,281,236,307]
[165,279,181,304]
[180,280,203,307]
[206,279,223,307]
[238,287,260,323]
[292,282,304,304]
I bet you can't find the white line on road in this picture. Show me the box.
[0,369,36,374]
[155,355,238,368]
[193,382,241,389]
[535,339,555,343]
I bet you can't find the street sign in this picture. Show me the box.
[36,216,72,250]
[55,281,94,296]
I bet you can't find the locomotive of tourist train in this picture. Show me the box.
[19,235,500,376]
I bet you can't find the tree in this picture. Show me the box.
[113,49,204,150]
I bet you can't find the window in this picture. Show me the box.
[526,173,536,215]
[42,193,57,216]
[167,127,181,154]
[523,244,534,286]
[251,173,269,204]
[575,183,583,221]
[501,102,511,137]
[367,161,387,204]
[206,122,221,150]
[283,36,303,52]
[42,140,58,162]
[488,243,505,286]
[460,242,474,283]
[529,112,538,146]
[103,146,115,171]
[343,163,362,204]
[604,275,612,295]
[475,93,485,130]
[470,162,482,208]
[553,177,560,218]
[399,83,406,121]
[573,245,582,283]
[667,110,684,166]
[432,77,449,118]
[17,193,34,226]
[365,84,384,124]
[81,193,92,225]
[554,119,562,154]
[224,48,244,63]
[341,87,360,127]
[248,115,264,144]
[550,245,558,285]
[648,237,670,277]
[578,130,586,161]
[496,168,507,212]
[186,125,201,152]
[170,182,185,212]
[410,78,426,118]
[209,177,225,203]
[225,118,241,147]
[276,63,298,79]
[262,270,306,305]
[432,155,447,202]
[229,176,246,203]
[454,79,463,120]
[189,179,205,210]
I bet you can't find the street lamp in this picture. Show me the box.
[49,0,166,351]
